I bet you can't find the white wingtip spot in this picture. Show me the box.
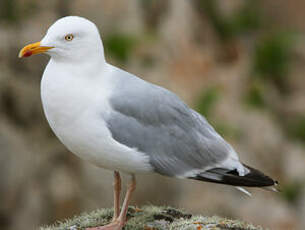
[261,185,280,193]
[236,187,252,197]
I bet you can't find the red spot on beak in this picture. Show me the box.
[23,50,33,57]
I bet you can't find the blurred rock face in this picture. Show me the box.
[0,1,304,230]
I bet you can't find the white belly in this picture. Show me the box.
[40,63,152,174]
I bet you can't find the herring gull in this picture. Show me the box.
[19,16,277,230]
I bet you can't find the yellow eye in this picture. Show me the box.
[65,34,74,41]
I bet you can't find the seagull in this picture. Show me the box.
[19,16,277,230]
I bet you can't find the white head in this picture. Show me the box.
[19,16,105,62]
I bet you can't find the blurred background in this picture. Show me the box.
[0,0,304,229]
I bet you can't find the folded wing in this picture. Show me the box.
[104,68,243,178]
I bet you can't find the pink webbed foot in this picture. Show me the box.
[85,218,125,230]
[86,174,136,230]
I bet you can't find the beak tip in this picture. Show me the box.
[18,41,52,59]
[18,50,32,58]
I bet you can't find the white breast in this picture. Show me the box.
[40,61,152,174]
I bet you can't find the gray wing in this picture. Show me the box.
[105,68,234,177]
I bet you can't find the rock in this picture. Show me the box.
[40,206,264,230]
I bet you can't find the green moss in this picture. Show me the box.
[244,81,265,108]
[196,87,220,119]
[195,0,234,41]
[214,122,243,141]
[196,88,241,140]
[195,0,260,42]
[286,116,305,143]
[139,0,169,30]
[0,0,19,22]
[104,34,137,63]
[0,0,40,23]
[280,181,304,205]
[40,206,264,230]
[231,1,261,35]
[253,32,295,92]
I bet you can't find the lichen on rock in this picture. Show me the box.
[40,206,265,230]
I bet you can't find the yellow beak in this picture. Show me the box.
[18,41,54,58]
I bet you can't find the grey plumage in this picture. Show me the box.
[105,68,234,177]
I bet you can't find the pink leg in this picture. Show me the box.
[113,171,121,220]
[117,175,136,223]
[86,175,136,230]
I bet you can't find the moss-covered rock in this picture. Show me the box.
[40,206,265,230]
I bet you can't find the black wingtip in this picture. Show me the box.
[189,164,278,188]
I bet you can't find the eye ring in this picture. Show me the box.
[65,34,74,41]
